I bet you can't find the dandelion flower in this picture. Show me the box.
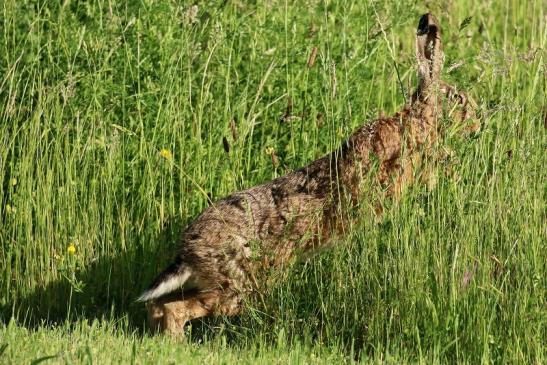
[159,148,173,161]
[67,244,76,255]
[10,178,17,186]
[265,147,279,168]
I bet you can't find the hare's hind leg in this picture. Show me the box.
[146,300,166,334]
[148,289,242,336]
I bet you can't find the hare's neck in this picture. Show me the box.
[413,80,441,105]
[336,110,411,170]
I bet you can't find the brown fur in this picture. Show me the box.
[142,14,478,336]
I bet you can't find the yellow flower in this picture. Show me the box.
[67,244,76,255]
[10,178,17,186]
[159,148,173,161]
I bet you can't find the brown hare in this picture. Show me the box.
[137,13,478,336]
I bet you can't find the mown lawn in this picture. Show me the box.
[0,0,545,364]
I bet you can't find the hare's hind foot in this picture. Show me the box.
[146,289,242,337]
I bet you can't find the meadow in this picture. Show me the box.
[0,0,545,363]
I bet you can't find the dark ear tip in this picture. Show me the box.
[417,13,440,35]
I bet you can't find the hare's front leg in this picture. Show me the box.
[147,290,242,336]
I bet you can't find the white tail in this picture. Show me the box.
[136,265,192,302]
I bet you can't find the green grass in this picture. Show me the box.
[0,0,545,363]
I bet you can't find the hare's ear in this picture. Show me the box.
[415,13,444,97]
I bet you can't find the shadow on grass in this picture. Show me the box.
[0,219,184,332]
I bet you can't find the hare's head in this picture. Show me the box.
[414,13,480,135]
[441,82,480,136]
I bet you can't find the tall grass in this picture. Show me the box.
[0,0,545,363]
